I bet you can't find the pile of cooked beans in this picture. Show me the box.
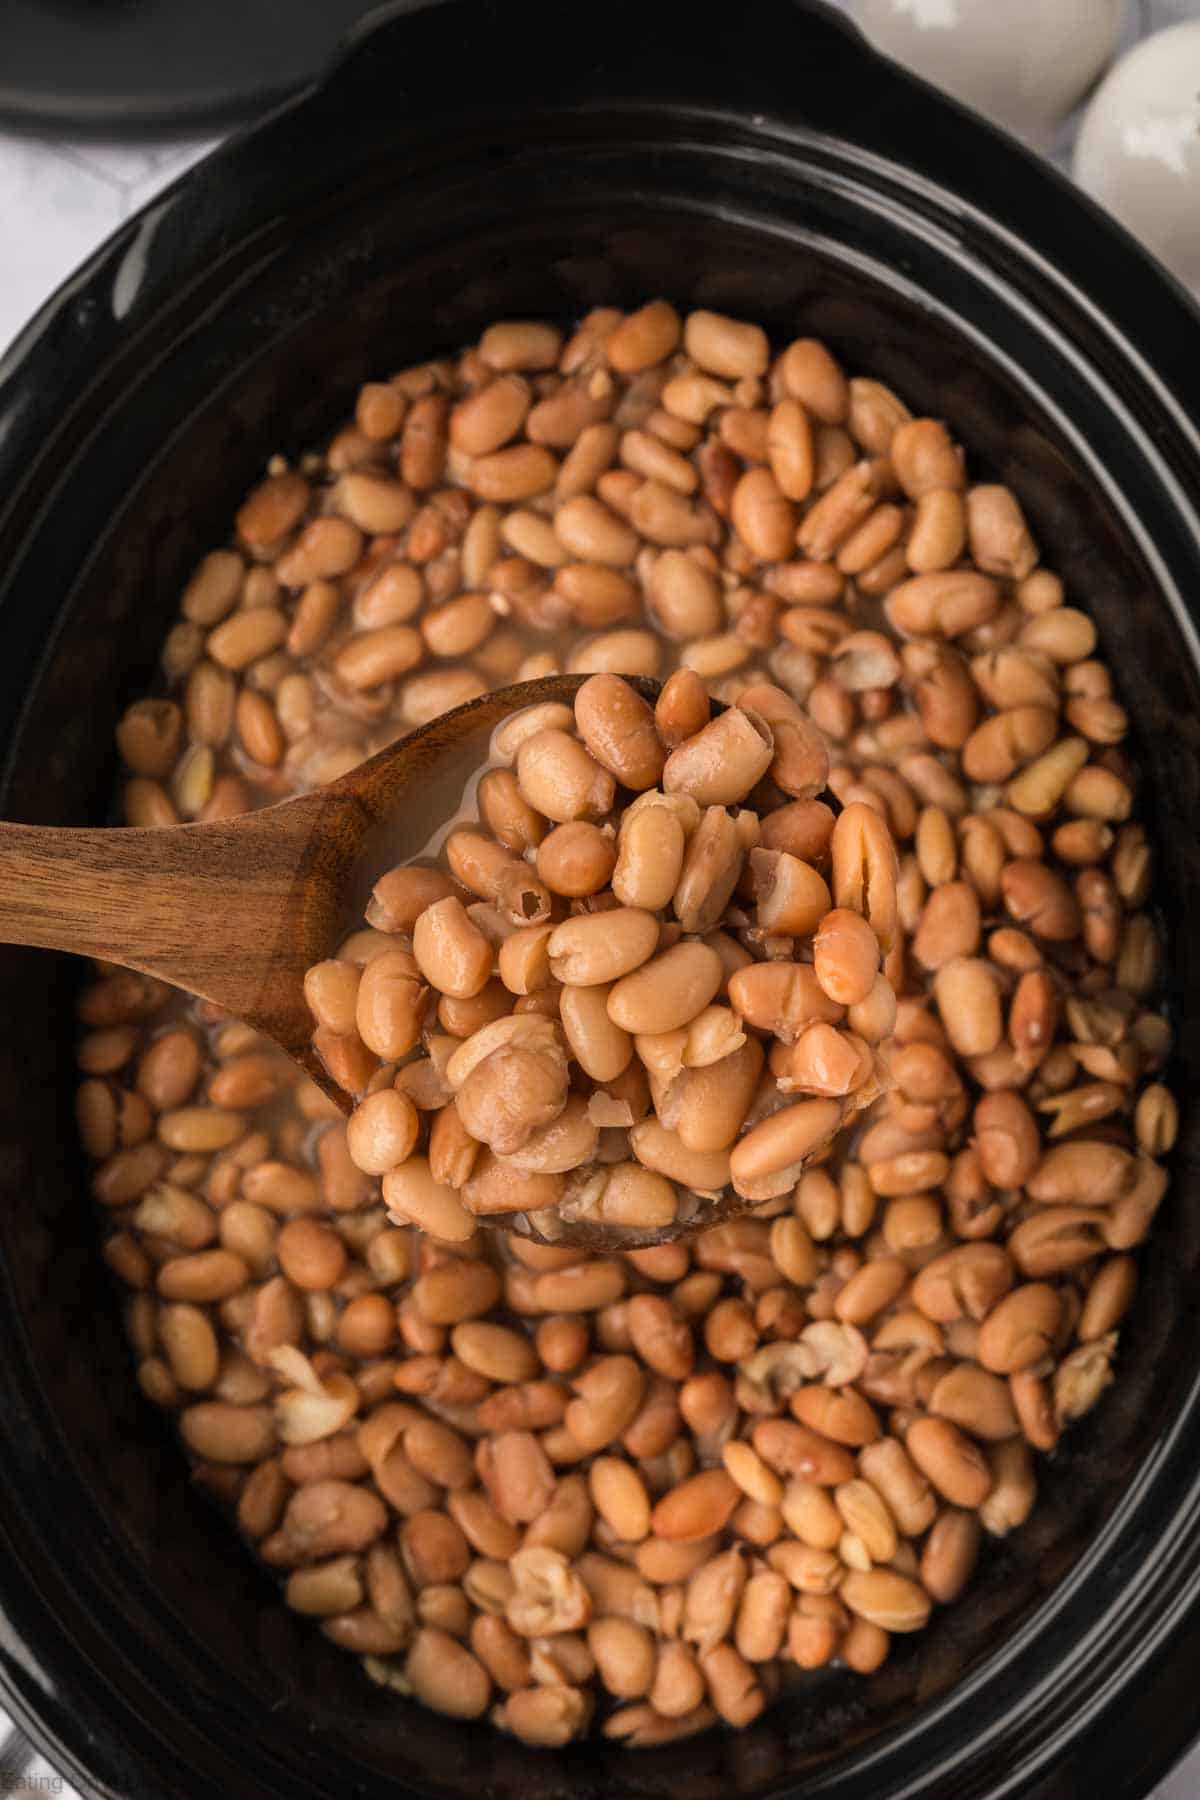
[310,673,897,1245]
[85,301,1175,1749]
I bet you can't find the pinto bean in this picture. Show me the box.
[663,708,774,808]
[684,311,769,380]
[906,1419,991,1508]
[574,674,666,790]
[548,909,660,986]
[608,301,682,373]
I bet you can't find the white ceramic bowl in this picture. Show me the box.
[854,0,1125,151]
[1073,20,1200,298]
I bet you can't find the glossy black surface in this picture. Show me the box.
[1,1,1200,1796]
[0,0,379,133]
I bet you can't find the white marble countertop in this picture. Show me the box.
[0,2,1198,1796]
[0,134,214,358]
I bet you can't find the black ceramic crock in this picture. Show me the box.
[1,2,1200,1795]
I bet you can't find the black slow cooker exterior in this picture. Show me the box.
[1,2,1200,1795]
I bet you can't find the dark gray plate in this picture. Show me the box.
[0,0,383,134]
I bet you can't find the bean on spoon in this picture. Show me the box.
[302,673,897,1249]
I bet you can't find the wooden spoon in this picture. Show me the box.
[0,674,600,1107]
[0,671,874,1249]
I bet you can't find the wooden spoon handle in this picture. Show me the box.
[0,807,330,1002]
[0,820,196,965]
